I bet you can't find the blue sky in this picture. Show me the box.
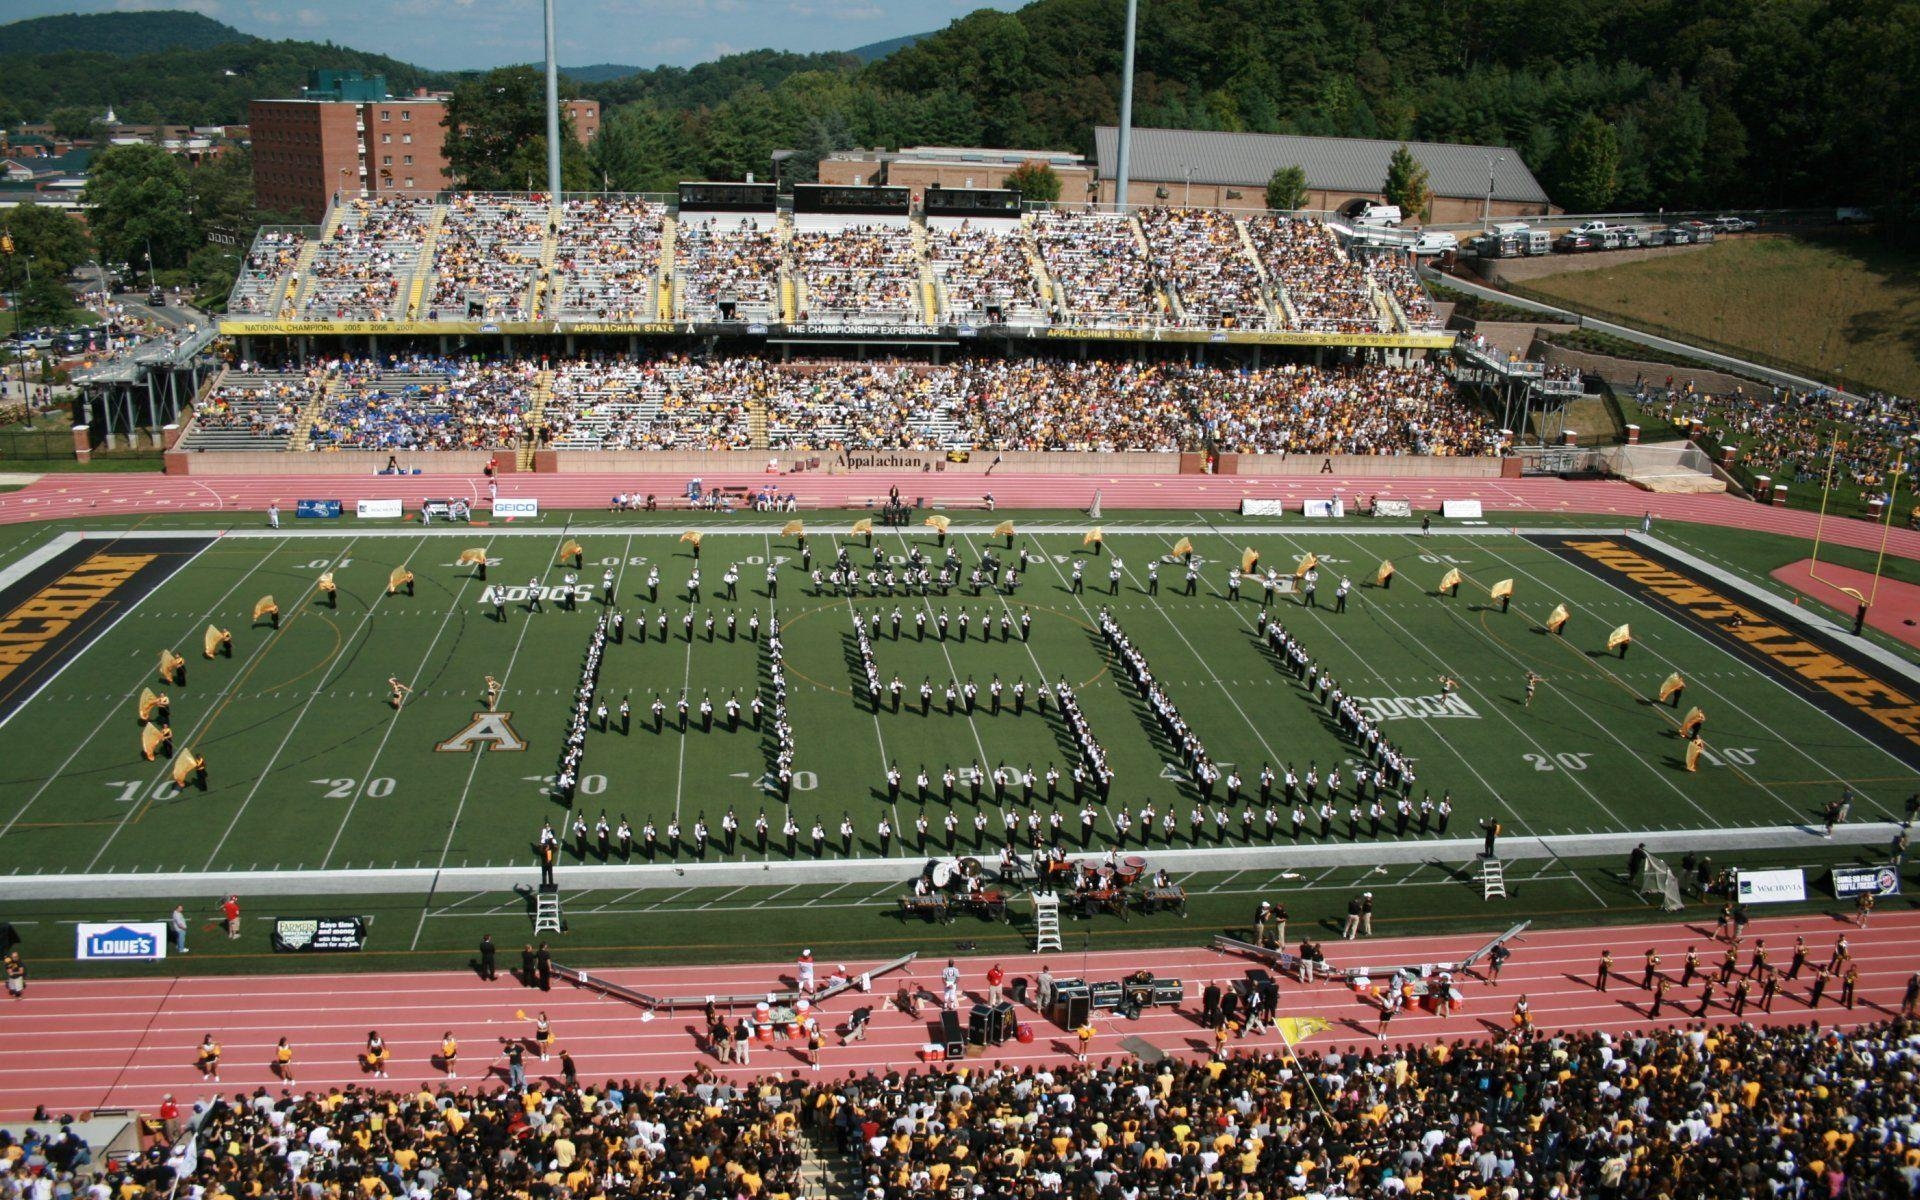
[3,0,1022,70]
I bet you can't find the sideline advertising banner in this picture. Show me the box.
[75,922,167,961]
[1735,867,1807,904]
[356,498,404,519]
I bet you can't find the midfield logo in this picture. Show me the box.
[435,711,527,753]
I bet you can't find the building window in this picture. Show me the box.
[403,155,412,165]
[401,110,411,122]
[404,177,414,188]
[402,133,412,144]
[380,110,391,121]
[382,155,392,166]
[382,134,391,144]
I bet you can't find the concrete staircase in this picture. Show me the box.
[289,375,338,453]
[273,241,320,317]
[1131,214,1183,324]
[747,399,769,451]
[782,273,800,324]
[530,204,560,319]
[405,205,448,320]
[909,220,940,324]
[519,369,552,470]
[1236,218,1287,328]
[798,1118,859,1199]
[657,216,677,320]
[1021,216,1056,311]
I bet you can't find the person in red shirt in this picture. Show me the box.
[222,896,241,940]
[985,964,1005,1005]
[157,1094,181,1142]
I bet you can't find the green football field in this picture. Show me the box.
[0,516,1913,882]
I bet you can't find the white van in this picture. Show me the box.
[1412,231,1459,255]
[1354,204,1403,227]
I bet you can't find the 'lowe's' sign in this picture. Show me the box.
[75,921,167,961]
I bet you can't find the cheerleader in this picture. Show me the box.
[274,1037,295,1084]
[196,1034,222,1082]
[533,1011,553,1062]
[387,677,413,710]
[365,1030,390,1078]
[440,1031,459,1079]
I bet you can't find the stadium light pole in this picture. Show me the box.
[543,0,563,199]
[1113,0,1139,212]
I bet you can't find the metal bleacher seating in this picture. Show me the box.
[551,197,666,322]
[182,372,318,450]
[298,197,433,321]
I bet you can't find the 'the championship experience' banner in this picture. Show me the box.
[271,916,369,952]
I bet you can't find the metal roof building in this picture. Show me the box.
[1092,127,1553,221]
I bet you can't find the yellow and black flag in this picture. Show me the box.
[316,571,338,607]
[171,747,205,790]
[1294,552,1318,578]
[1658,671,1686,706]
[849,518,873,537]
[137,687,168,724]
[924,514,951,534]
[1083,527,1105,549]
[1439,567,1463,596]
[1375,560,1395,589]
[1490,578,1515,602]
[558,539,585,568]
[1240,548,1261,574]
[203,624,231,659]
[1679,705,1706,738]
[993,519,1016,547]
[252,595,279,626]
[1608,623,1632,658]
[387,565,415,596]
[140,721,166,762]
[157,649,186,685]
[1685,736,1705,773]
[1546,603,1570,635]
[781,519,805,539]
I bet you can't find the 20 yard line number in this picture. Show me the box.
[312,776,396,799]
[1522,747,1759,772]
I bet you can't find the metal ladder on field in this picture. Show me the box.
[1032,892,1062,951]
[1480,858,1507,901]
[534,888,564,934]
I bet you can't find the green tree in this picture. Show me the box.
[46,105,100,140]
[1264,164,1308,211]
[443,66,592,191]
[588,103,695,193]
[1551,114,1621,211]
[14,273,78,329]
[81,143,196,270]
[1006,161,1062,203]
[1381,144,1432,221]
[0,203,93,276]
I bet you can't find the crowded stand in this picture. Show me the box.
[424,195,547,322]
[544,357,754,451]
[1246,216,1388,334]
[924,220,1045,324]
[761,362,968,450]
[308,357,536,451]
[673,217,783,321]
[1361,249,1442,330]
[1652,381,1920,492]
[1195,361,1502,456]
[184,371,321,449]
[551,196,667,321]
[225,230,308,317]
[790,224,925,326]
[297,197,434,321]
[1136,207,1272,329]
[1033,211,1166,327]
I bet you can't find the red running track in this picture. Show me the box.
[0,470,1914,558]
[1,910,1910,1120]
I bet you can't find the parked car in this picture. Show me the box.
[1711,215,1756,232]
[147,287,166,306]
[1554,232,1596,253]
[1835,207,1872,224]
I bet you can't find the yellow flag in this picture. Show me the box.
[1608,623,1632,649]
[138,687,165,722]
[253,595,277,621]
[1439,567,1463,593]
[558,539,584,563]
[457,547,489,567]
[679,530,703,546]
[1170,537,1194,558]
[1375,560,1395,586]
[781,519,805,538]
[387,566,414,595]
[924,514,951,532]
[1658,672,1686,702]
[1490,578,1514,601]
[1275,1016,1334,1044]
[171,749,203,789]
[850,518,874,536]
[993,519,1016,539]
[1240,548,1260,574]
[316,571,336,592]
[1293,553,1318,578]
[157,649,183,683]
[203,624,228,658]
[1083,527,1105,547]
[141,722,165,761]
[1546,603,1570,633]
[1685,737,1704,772]
[1680,706,1705,736]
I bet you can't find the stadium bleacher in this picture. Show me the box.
[298,196,434,321]
[425,194,547,322]
[551,196,667,321]
[182,370,321,450]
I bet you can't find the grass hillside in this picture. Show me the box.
[1514,235,1920,398]
[0,10,252,56]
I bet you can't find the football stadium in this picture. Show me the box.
[2,5,1919,1197]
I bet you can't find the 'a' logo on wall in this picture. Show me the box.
[436,711,527,753]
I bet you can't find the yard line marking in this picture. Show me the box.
[0,536,255,845]
[410,525,612,949]
[84,538,372,873]
[201,536,419,871]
